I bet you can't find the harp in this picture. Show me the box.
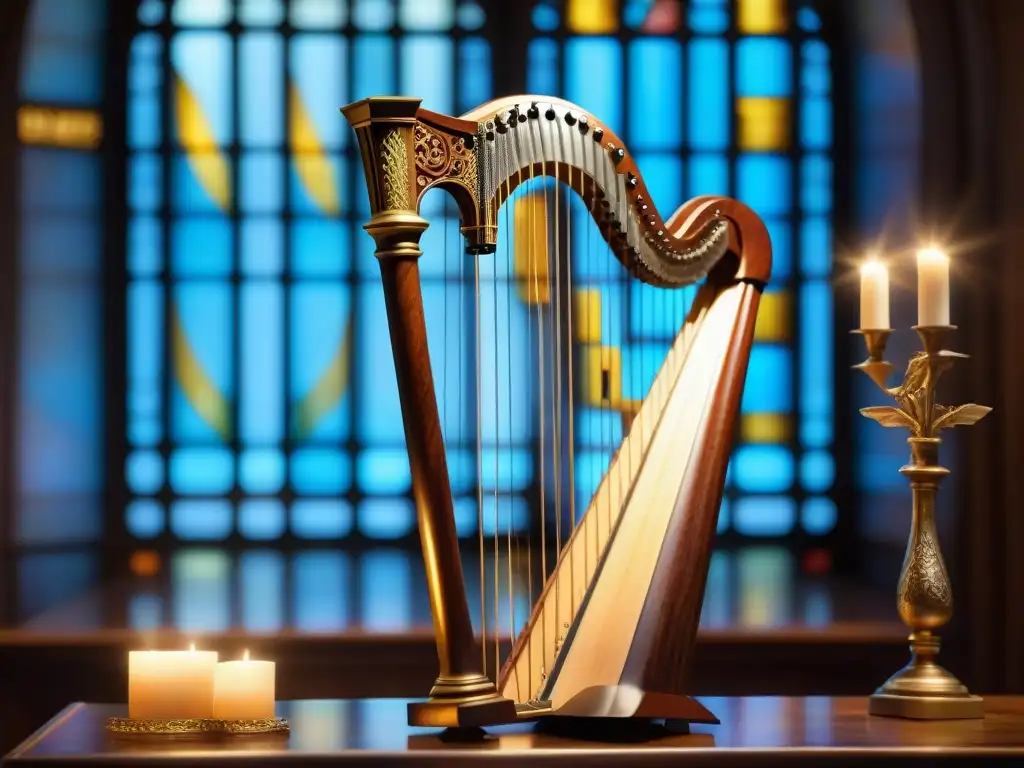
[343,96,771,732]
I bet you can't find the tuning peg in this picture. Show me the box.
[577,115,589,134]
[527,102,539,119]
[564,111,577,126]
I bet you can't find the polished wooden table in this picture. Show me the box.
[6,697,1024,766]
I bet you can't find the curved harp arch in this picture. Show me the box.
[344,95,772,734]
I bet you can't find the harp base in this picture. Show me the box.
[408,676,519,729]
[549,686,719,724]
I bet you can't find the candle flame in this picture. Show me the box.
[861,259,886,276]
[918,247,949,264]
[243,649,250,661]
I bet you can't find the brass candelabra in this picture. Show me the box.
[854,325,990,720]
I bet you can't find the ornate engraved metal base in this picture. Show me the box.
[221,718,290,735]
[106,718,222,737]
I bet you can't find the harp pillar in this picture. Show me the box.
[344,98,518,729]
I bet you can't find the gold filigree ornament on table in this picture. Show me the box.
[853,325,991,720]
[106,718,290,738]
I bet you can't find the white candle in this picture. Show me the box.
[128,646,218,719]
[213,650,276,720]
[917,247,950,326]
[859,259,890,329]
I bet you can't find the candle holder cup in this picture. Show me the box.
[853,324,991,720]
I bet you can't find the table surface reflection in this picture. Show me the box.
[8,697,1024,766]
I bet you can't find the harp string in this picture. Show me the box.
[475,234,486,677]
[534,163,548,693]
[552,160,563,661]
[492,202,500,679]
[503,172,519,697]
[565,167,576,617]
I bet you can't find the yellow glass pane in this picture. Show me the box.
[573,288,603,343]
[582,345,622,407]
[741,413,791,443]
[737,97,790,151]
[513,192,550,304]
[567,0,618,34]
[754,290,790,341]
[738,0,788,34]
[17,105,103,149]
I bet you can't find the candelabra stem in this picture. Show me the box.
[868,437,983,720]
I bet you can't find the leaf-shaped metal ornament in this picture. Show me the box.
[932,403,992,432]
[860,406,919,432]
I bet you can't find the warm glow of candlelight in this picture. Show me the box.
[859,257,890,330]
[214,651,275,720]
[243,649,250,662]
[189,642,196,652]
[916,247,951,326]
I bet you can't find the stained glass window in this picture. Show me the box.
[125,0,493,541]
[529,0,836,538]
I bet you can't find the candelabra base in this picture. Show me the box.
[868,652,984,720]
[869,692,984,720]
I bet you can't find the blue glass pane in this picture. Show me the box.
[171,550,229,632]
[352,0,393,30]
[239,499,286,540]
[128,154,162,213]
[357,448,412,494]
[797,7,822,33]
[763,218,791,282]
[138,0,165,25]
[733,445,794,493]
[634,154,682,217]
[736,38,792,97]
[400,0,454,29]
[294,552,349,630]
[129,35,162,150]
[453,497,478,537]
[129,594,163,629]
[353,36,395,99]
[359,498,415,539]
[801,154,832,213]
[291,448,351,494]
[292,220,349,277]
[800,450,835,493]
[446,449,475,494]
[241,218,284,276]
[169,447,234,494]
[459,38,491,113]
[801,41,830,94]
[128,280,163,446]
[741,345,792,412]
[240,449,285,493]
[291,283,350,441]
[20,26,104,104]
[291,36,348,149]
[532,3,559,31]
[239,0,284,25]
[737,154,791,217]
[400,36,453,115]
[576,408,623,449]
[689,0,728,34]
[21,214,97,278]
[801,97,831,150]
[240,550,284,632]
[480,495,529,536]
[527,39,558,95]
[800,280,832,441]
[717,497,730,534]
[362,550,411,629]
[630,280,692,340]
[240,153,284,212]
[457,2,486,30]
[733,496,796,536]
[479,449,532,491]
[239,33,283,147]
[127,450,164,494]
[358,284,404,443]
[172,217,232,276]
[566,38,623,134]
[289,154,344,215]
[629,39,682,150]
[128,216,162,276]
[241,282,283,443]
[475,281,533,445]
[292,499,354,539]
[170,500,233,540]
[22,150,99,214]
[688,39,728,150]
[800,216,831,277]
[802,497,837,535]
[172,0,231,25]
[688,152,728,196]
[126,499,164,538]
[290,0,345,27]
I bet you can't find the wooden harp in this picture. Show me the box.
[343,96,771,731]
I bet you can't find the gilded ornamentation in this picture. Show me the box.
[106,717,290,736]
[897,527,952,622]
[381,129,410,210]
[414,123,478,192]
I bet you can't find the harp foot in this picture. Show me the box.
[408,675,519,729]
[550,686,719,724]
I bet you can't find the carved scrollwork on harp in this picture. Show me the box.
[414,123,477,197]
